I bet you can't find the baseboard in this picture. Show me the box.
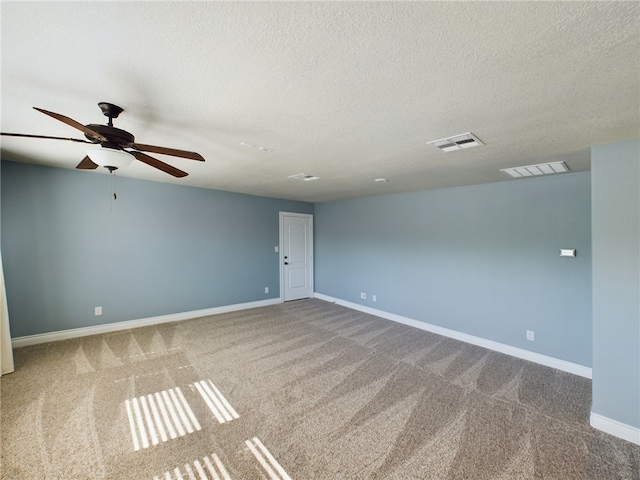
[12,298,281,348]
[590,412,640,445]
[313,293,592,379]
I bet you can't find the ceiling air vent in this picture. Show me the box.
[500,161,568,178]
[289,173,320,182]
[427,132,484,152]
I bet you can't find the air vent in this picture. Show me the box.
[289,173,320,182]
[501,161,569,178]
[427,132,484,152]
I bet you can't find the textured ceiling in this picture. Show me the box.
[1,2,639,202]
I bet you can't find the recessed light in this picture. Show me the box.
[240,141,274,152]
[289,173,320,182]
[374,178,388,183]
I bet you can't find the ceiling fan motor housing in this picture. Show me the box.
[84,124,135,148]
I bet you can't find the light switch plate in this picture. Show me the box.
[560,249,576,257]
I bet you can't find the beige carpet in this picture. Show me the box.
[1,299,638,479]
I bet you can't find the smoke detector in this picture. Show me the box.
[500,161,569,178]
[427,132,484,152]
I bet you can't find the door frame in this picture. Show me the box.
[279,212,314,302]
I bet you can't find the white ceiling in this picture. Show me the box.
[1,1,638,203]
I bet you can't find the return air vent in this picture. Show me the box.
[427,132,484,152]
[288,173,320,182]
[500,161,569,178]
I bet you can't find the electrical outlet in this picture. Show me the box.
[372,295,377,302]
[526,330,534,341]
[360,292,366,300]
[265,287,269,294]
[95,306,102,316]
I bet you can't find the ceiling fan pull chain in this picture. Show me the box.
[108,169,118,210]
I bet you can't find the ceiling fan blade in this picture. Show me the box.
[1,132,93,143]
[132,143,204,161]
[131,151,188,177]
[76,156,99,170]
[33,107,107,142]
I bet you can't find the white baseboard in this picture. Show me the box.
[313,293,592,379]
[590,412,640,445]
[11,298,281,348]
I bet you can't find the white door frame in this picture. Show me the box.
[279,212,314,302]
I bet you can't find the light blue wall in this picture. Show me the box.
[1,160,313,337]
[591,138,640,429]
[315,173,592,366]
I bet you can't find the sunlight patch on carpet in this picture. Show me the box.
[153,453,231,480]
[245,437,292,480]
[125,387,201,451]
[192,380,239,423]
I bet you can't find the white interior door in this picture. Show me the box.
[280,213,313,301]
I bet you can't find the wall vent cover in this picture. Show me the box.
[427,132,484,152]
[289,173,320,182]
[500,161,569,178]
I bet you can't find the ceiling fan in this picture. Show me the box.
[1,102,204,177]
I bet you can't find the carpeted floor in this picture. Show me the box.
[1,298,638,479]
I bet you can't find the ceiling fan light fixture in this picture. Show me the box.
[86,148,134,170]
